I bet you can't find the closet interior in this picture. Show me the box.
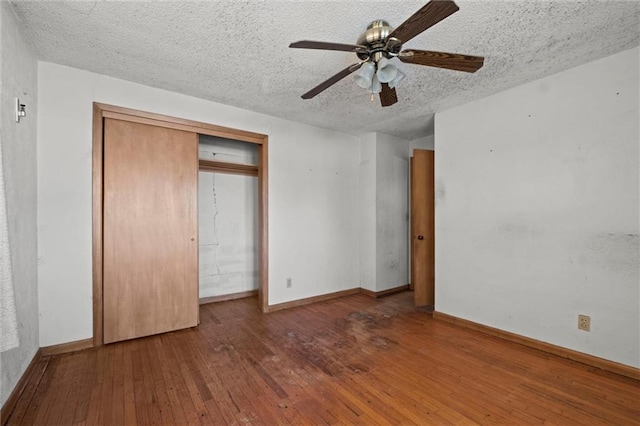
[198,136,259,303]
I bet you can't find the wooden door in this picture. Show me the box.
[103,118,199,343]
[411,149,435,307]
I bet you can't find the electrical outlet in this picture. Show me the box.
[286,278,292,288]
[578,315,591,331]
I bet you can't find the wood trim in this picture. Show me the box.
[92,103,104,347]
[265,288,360,313]
[433,311,640,381]
[258,140,269,313]
[97,104,266,144]
[40,338,95,357]
[93,102,270,339]
[409,156,415,292]
[198,159,258,176]
[0,349,43,426]
[360,284,410,299]
[199,290,259,305]
[195,134,200,327]
[359,288,376,298]
[2,338,95,424]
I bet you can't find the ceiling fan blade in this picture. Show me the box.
[289,40,368,53]
[399,49,484,73]
[389,0,459,44]
[301,63,363,99]
[379,83,398,107]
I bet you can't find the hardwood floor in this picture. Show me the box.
[5,292,639,425]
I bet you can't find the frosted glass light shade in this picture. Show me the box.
[376,57,397,83]
[389,70,405,89]
[371,74,382,94]
[354,62,376,89]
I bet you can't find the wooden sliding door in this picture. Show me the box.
[103,118,199,343]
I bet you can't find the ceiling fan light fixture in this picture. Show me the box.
[376,57,398,83]
[388,70,406,89]
[290,0,484,107]
[354,62,376,89]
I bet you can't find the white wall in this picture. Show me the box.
[199,135,258,165]
[198,172,258,298]
[0,2,39,405]
[410,135,434,152]
[358,132,411,293]
[375,133,410,291]
[358,134,376,292]
[435,47,639,367]
[37,62,360,346]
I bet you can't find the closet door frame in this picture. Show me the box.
[92,103,269,346]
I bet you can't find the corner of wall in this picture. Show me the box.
[410,135,434,153]
[374,133,410,292]
[358,133,377,291]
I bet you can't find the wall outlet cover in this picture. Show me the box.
[578,314,591,331]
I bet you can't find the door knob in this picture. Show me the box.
[417,235,424,240]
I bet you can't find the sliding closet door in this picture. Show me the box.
[103,118,198,344]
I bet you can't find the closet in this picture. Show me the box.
[93,104,269,345]
[198,136,259,302]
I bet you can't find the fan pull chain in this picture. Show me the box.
[370,93,375,102]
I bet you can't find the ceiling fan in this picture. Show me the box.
[289,0,484,107]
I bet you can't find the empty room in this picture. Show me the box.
[1,0,639,424]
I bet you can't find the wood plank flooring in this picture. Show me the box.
[5,292,640,425]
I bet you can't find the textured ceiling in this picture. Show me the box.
[10,0,640,140]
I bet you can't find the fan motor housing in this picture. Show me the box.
[356,20,395,60]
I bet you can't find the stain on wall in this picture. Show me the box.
[580,232,639,277]
[435,179,446,203]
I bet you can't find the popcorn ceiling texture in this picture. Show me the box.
[10,0,640,140]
